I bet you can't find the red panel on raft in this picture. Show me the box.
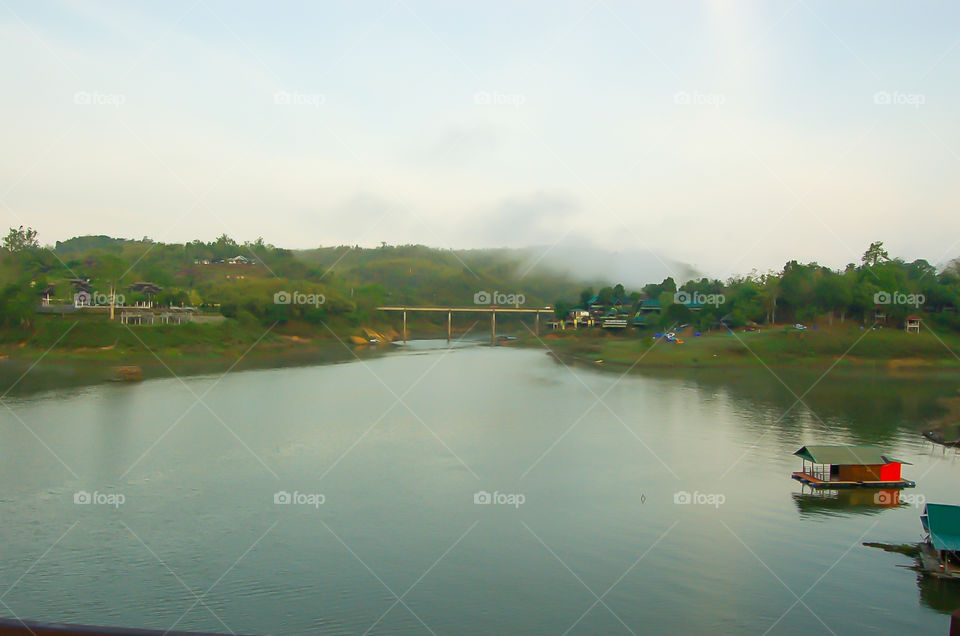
[879,462,902,481]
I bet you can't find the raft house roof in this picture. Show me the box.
[921,503,960,552]
[129,282,163,293]
[793,445,911,466]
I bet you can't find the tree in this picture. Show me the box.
[861,241,889,268]
[779,261,817,321]
[724,277,763,325]
[814,273,852,325]
[92,253,128,320]
[212,234,239,259]
[578,288,593,308]
[660,299,692,329]
[0,281,35,329]
[759,274,780,324]
[597,286,614,307]
[643,277,676,299]
[3,226,39,252]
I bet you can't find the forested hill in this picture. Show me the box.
[0,231,583,332]
[2,230,959,339]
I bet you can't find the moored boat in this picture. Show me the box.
[919,503,960,580]
[790,444,915,489]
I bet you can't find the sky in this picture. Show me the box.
[2,0,960,279]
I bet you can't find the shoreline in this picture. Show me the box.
[5,323,960,399]
[507,326,960,373]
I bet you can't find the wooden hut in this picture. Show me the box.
[791,444,915,489]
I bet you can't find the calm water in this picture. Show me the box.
[2,340,960,635]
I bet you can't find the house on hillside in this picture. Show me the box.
[38,284,55,305]
[905,315,922,333]
[226,255,255,264]
[128,282,163,308]
[639,298,661,314]
[631,298,662,327]
[566,309,592,328]
[68,278,92,293]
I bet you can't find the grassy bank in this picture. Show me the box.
[0,314,399,365]
[7,315,960,386]
[518,324,960,371]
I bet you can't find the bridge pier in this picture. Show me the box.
[375,306,553,346]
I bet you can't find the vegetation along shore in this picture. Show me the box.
[3,229,960,380]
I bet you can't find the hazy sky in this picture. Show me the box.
[2,1,959,278]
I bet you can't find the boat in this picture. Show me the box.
[919,503,960,580]
[790,444,916,489]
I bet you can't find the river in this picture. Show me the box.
[1,339,959,634]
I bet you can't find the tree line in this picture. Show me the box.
[556,242,960,332]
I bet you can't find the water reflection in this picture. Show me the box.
[792,489,902,519]
[4,342,960,634]
[637,366,959,444]
[918,572,960,614]
[0,345,383,398]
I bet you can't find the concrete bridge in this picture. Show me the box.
[376,306,555,344]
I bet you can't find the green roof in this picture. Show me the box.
[793,445,910,466]
[922,504,960,552]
